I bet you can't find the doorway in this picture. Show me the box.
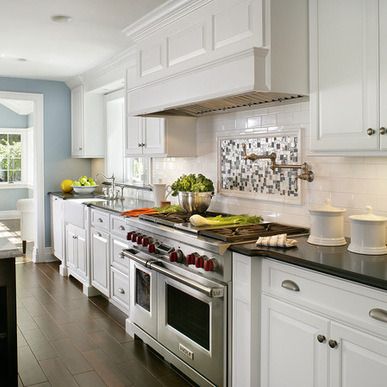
[0,91,44,263]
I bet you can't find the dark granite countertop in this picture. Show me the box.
[49,191,106,200]
[231,237,387,291]
[87,198,155,214]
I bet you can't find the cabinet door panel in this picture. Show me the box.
[380,0,387,150]
[143,117,165,155]
[125,116,143,156]
[65,226,77,270]
[71,85,84,156]
[91,228,110,296]
[310,0,379,151]
[76,230,87,279]
[51,196,63,260]
[261,295,329,387]
[330,322,387,387]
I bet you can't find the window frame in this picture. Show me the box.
[0,128,29,187]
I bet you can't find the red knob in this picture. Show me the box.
[169,251,178,262]
[195,256,204,268]
[186,254,196,265]
[137,235,143,244]
[131,233,138,242]
[204,259,215,272]
[148,243,156,253]
[127,231,134,240]
[142,237,149,247]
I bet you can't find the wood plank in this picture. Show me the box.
[39,358,78,387]
[17,345,47,386]
[22,328,58,361]
[74,371,107,387]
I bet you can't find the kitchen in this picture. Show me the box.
[1,0,387,386]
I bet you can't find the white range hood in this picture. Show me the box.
[125,0,309,117]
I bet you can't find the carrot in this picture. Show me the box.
[121,208,158,217]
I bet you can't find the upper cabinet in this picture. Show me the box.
[125,116,197,157]
[124,0,308,116]
[309,0,387,153]
[71,85,105,158]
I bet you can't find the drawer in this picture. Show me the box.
[262,259,387,338]
[110,267,129,312]
[90,209,110,231]
[110,215,129,238]
[111,236,130,275]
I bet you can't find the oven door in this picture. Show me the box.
[157,270,226,387]
[129,259,158,339]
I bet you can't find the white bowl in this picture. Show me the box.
[72,185,97,195]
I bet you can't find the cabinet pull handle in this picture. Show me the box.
[118,288,125,294]
[141,143,146,147]
[119,225,125,231]
[281,279,300,292]
[79,147,83,151]
[369,308,387,323]
[119,252,125,259]
[317,334,326,343]
[96,232,102,237]
[328,339,338,349]
[98,218,103,223]
[367,128,375,136]
[380,127,386,135]
[138,143,142,147]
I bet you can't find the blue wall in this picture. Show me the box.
[0,77,91,246]
[0,189,30,211]
[0,104,28,127]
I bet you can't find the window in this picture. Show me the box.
[0,132,22,183]
[125,158,150,185]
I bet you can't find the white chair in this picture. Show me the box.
[16,198,35,254]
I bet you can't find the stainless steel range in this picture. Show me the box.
[122,212,308,387]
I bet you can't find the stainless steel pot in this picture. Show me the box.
[178,191,213,213]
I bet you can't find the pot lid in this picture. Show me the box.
[309,199,346,214]
[349,206,387,222]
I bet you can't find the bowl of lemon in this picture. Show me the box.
[72,176,97,194]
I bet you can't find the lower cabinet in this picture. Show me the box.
[110,267,130,313]
[65,224,87,281]
[90,227,110,296]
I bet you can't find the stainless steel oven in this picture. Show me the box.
[125,248,227,387]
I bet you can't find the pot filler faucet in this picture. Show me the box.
[242,143,314,182]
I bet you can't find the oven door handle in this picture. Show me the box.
[149,261,224,299]
[122,250,224,298]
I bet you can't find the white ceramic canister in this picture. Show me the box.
[152,183,172,207]
[307,199,346,246]
[348,206,387,255]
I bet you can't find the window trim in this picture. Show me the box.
[0,128,29,186]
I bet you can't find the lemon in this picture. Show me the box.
[60,179,73,193]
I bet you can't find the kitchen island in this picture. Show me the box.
[0,238,22,387]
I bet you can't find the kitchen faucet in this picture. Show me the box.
[96,172,118,199]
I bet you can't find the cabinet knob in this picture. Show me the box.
[98,218,103,223]
[79,147,82,150]
[96,232,102,237]
[380,127,386,135]
[317,334,326,343]
[328,339,338,349]
[118,288,125,294]
[138,143,142,147]
[119,225,125,231]
[141,143,146,147]
[367,128,375,136]
[281,279,300,292]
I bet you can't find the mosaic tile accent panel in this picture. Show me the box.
[218,134,300,201]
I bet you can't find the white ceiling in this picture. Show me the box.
[0,0,167,81]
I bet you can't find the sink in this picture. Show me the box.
[63,198,106,228]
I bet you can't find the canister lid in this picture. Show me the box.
[349,206,387,222]
[309,199,346,214]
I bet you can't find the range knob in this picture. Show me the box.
[169,251,178,262]
[186,254,196,265]
[148,243,156,254]
[127,231,134,240]
[176,249,185,263]
[136,235,143,244]
[204,259,216,272]
[142,237,150,247]
[195,256,205,268]
[131,233,138,242]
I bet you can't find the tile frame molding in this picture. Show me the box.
[217,128,303,205]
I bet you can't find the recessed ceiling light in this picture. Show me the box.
[17,58,27,62]
[51,15,73,23]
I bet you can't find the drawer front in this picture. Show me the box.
[111,267,129,311]
[262,259,387,338]
[91,209,110,231]
[111,236,130,274]
[110,215,129,238]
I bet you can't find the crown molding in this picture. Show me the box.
[122,0,214,41]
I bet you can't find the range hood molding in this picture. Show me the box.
[127,47,306,117]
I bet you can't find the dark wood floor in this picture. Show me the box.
[15,261,193,387]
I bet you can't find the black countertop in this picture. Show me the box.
[49,191,105,200]
[87,198,155,214]
[231,237,387,291]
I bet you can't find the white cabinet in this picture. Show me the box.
[125,116,196,157]
[261,296,329,387]
[50,195,64,261]
[90,227,110,296]
[309,0,386,153]
[65,224,87,281]
[71,85,105,158]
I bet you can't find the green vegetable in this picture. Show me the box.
[171,174,214,196]
[155,204,184,214]
[189,214,263,227]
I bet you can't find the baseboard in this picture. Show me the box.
[0,210,21,220]
[33,246,58,263]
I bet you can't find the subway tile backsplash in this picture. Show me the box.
[148,101,387,236]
